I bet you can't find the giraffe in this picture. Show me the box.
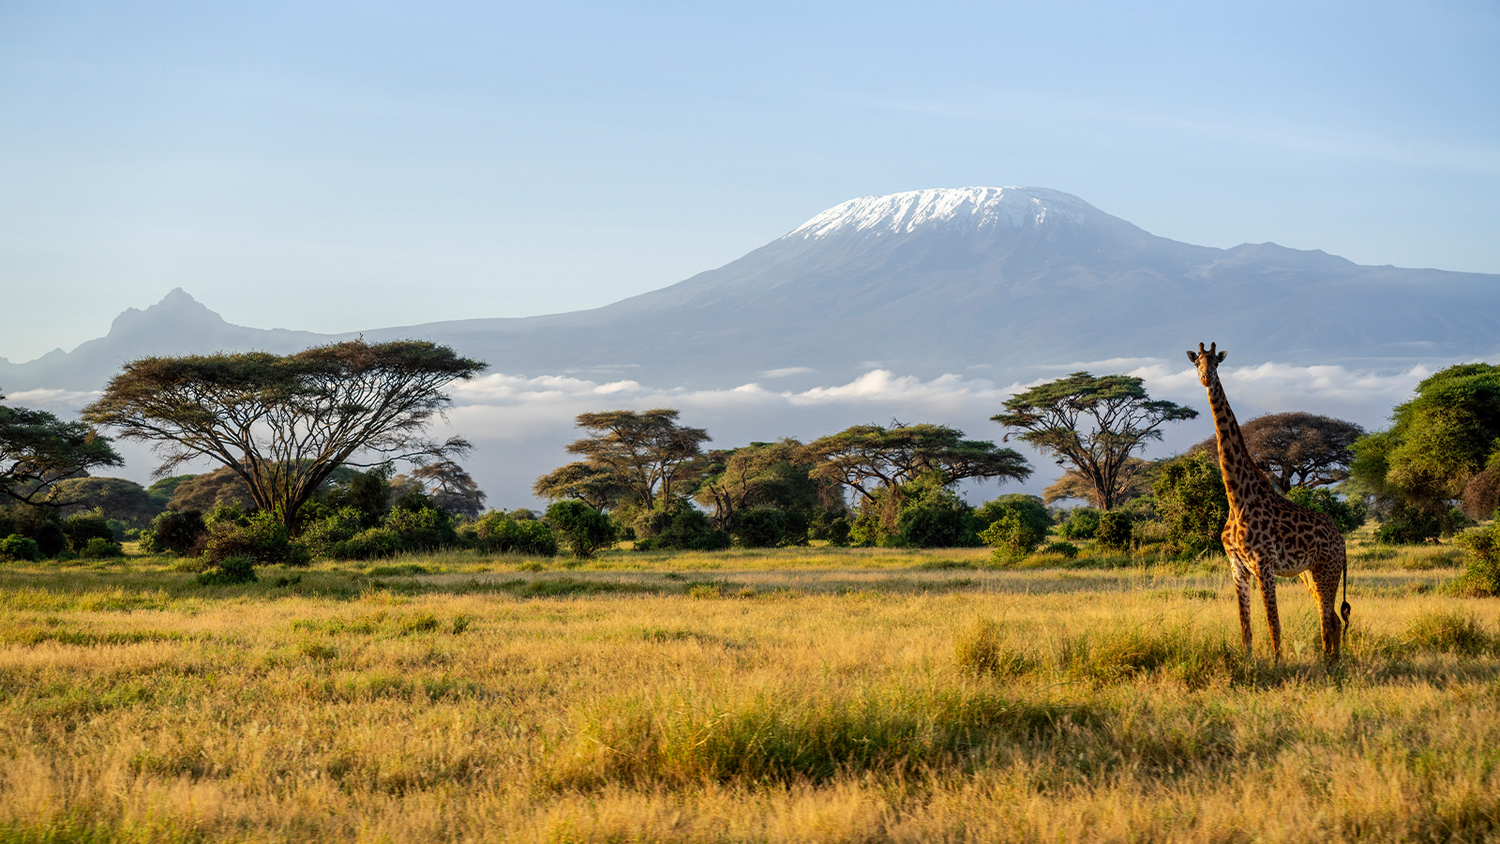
[1187,342,1351,663]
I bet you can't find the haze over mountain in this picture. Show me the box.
[5,186,1498,396]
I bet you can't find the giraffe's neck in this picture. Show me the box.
[1205,372,1268,511]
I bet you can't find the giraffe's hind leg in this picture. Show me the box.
[1311,558,1346,663]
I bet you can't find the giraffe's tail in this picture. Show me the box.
[1340,550,1352,631]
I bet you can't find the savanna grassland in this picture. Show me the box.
[3,539,1499,843]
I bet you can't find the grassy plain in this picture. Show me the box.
[2,538,1499,843]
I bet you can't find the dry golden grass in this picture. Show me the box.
[1,541,1496,842]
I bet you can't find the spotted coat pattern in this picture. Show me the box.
[1188,342,1350,663]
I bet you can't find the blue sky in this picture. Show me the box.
[3,1,1498,363]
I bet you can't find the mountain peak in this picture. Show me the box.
[108,288,224,337]
[784,186,1096,241]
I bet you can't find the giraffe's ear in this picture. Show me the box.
[1215,351,1227,364]
[1186,351,1199,364]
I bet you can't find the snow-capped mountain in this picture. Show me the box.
[5,187,1500,394]
[786,186,1093,239]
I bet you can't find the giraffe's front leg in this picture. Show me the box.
[1255,554,1283,664]
[1231,556,1254,658]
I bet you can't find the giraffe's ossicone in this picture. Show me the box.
[1188,341,1351,663]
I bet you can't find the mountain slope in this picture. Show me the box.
[6,187,1500,394]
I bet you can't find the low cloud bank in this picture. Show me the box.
[5,361,1438,510]
[443,361,1432,509]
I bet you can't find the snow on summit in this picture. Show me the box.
[786,186,1093,240]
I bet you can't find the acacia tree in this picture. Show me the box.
[994,372,1197,511]
[694,439,839,534]
[1042,458,1155,507]
[806,422,1031,505]
[82,340,484,528]
[1,390,122,506]
[1189,412,1363,493]
[531,461,625,511]
[534,409,709,512]
[405,460,487,519]
[805,422,1030,542]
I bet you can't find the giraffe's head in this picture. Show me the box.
[1186,341,1226,387]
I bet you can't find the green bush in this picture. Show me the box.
[545,500,616,559]
[1454,523,1500,596]
[331,527,405,560]
[62,511,116,552]
[0,507,66,558]
[300,506,366,558]
[197,555,258,586]
[1096,511,1134,550]
[1041,540,1079,559]
[202,511,310,567]
[381,506,458,552]
[1375,502,1443,545]
[0,534,41,563]
[635,499,729,552]
[733,506,792,548]
[80,536,124,559]
[140,510,207,555]
[468,510,558,556]
[1056,508,1100,540]
[1151,453,1227,555]
[978,495,1051,563]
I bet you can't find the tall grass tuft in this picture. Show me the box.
[559,686,1094,789]
[1403,611,1494,657]
[954,617,1034,677]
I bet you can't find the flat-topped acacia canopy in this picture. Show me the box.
[82,339,485,527]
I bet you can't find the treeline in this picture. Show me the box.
[2,342,1498,584]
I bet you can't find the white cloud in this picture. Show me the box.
[2,388,103,412]
[19,361,1445,509]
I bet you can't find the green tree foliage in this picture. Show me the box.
[544,500,616,559]
[146,475,194,506]
[994,372,1197,511]
[1151,452,1228,556]
[51,477,163,527]
[694,439,839,543]
[977,494,1052,562]
[0,390,122,506]
[317,466,393,526]
[535,409,709,513]
[1284,487,1366,535]
[733,506,793,548]
[1350,363,1500,526]
[82,340,484,528]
